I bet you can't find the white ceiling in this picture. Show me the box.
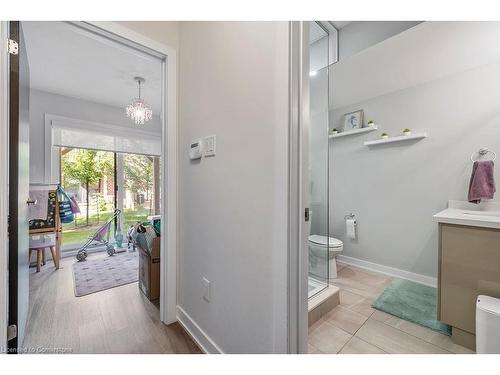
[22,21,162,114]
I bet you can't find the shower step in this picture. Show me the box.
[308,285,340,327]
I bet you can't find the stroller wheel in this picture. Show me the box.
[107,246,116,256]
[76,251,87,262]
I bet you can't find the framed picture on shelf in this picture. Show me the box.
[343,109,364,131]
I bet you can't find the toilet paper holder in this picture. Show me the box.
[344,213,356,220]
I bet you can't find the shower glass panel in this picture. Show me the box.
[308,21,331,298]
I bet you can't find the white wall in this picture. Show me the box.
[116,21,180,51]
[338,21,421,60]
[178,22,290,353]
[29,89,161,184]
[329,22,500,278]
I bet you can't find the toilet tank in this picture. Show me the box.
[476,295,500,353]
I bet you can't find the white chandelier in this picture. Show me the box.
[126,77,152,125]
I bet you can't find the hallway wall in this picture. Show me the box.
[177,21,290,353]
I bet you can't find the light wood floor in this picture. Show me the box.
[308,263,475,354]
[23,254,201,354]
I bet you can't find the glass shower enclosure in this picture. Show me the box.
[307,21,337,298]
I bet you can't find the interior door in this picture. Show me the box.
[8,21,30,352]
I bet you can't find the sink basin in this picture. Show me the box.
[461,210,500,217]
[434,201,500,229]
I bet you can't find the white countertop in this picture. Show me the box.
[433,200,500,229]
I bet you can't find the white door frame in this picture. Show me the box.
[70,21,179,325]
[0,21,178,348]
[0,21,11,348]
[288,21,310,354]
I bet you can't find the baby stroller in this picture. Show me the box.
[76,209,122,261]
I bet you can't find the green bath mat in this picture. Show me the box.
[372,279,451,336]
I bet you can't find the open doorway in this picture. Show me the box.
[3,21,188,353]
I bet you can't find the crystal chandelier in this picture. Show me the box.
[126,77,152,125]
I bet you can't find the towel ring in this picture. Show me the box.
[471,148,497,162]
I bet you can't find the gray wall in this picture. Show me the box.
[178,22,289,353]
[338,21,421,60]
[330,56,500,278]
[29,89,161,184]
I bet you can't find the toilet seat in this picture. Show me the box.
[308,235,342,248]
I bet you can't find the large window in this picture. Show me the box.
[60,147,160,251]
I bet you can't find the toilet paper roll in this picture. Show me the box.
[346,219,357,239]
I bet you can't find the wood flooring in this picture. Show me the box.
[23,254,201,354]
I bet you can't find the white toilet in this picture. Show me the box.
[476,295,500,353]
[308,235,343,280]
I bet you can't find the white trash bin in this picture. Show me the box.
[476,295,500,353]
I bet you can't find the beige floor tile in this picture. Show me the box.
[335,266,391,294]
[355,318,451,354]
[371,310,474,354]
[339,336,387,354]
[314,265,469,355]
[338,289,375,317]
[308,343,324,354]
[370,309,394,323]
[323,306,369,334]
[309,319,352,354]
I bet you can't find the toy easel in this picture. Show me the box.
[28,185,61,269]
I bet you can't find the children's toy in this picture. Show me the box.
[76,209,121,261]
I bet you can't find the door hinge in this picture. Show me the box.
[8,39,18,55]
[304,207,310,222]
[7,324,17,341]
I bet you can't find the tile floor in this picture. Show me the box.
[308,263,475,354]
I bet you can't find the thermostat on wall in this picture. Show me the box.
[189,139,203,160]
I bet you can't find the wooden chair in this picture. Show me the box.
[29,236,59,272]
[29,189,61,270]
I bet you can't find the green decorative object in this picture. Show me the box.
[372,279,451,336]
[114,214,124,248]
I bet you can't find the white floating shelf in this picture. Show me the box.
[329,126,378,139]
[364,132,428,146]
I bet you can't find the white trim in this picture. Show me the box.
[337,255,438,287]
[288,21,310,354]
[0,21,10,349]
[176,306,223,354]
[81,22,178,325]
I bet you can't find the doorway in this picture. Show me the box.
[1,21,180,353]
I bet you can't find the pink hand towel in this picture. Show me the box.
[468,160,496,204]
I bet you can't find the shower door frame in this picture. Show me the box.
[288,21,339,354]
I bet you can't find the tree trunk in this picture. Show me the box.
[86,181,90,226]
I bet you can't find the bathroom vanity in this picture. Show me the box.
[434,201,500,350]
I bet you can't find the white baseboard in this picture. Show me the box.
[176,306,223,354]
[336,255,437,288]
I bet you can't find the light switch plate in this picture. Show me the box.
[204,135,216,157]
[202,277,211,302]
